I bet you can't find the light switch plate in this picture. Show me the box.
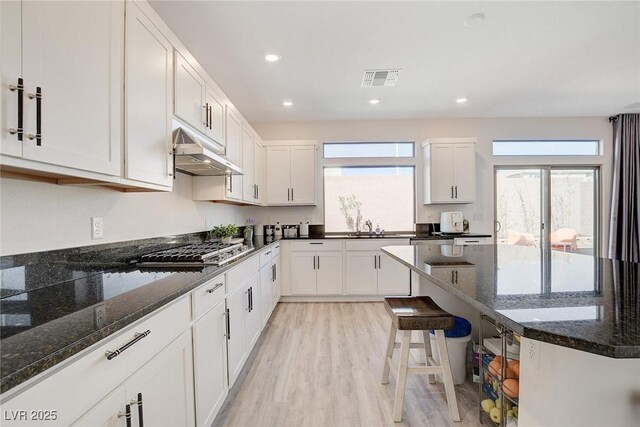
[92,217,104,239]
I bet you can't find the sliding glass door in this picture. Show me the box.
[495,166,599,254]
[495,166,600,294]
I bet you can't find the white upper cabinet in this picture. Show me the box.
[1,1,23,158]
[241,126,255,203]
[174,51,206,133]
[2,0,124,176]
[225,108,243,167]
[266,144,317,205]
[254,138,266,205]
[423,138,476,204]
[124,2,173,188]
[204,89,225,146]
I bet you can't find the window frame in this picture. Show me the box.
[492,139,603,157]
[322,141,417,234]
[323,141,416,159]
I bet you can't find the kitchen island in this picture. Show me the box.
[382,244,640,427]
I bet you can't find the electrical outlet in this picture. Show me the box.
[527,339,540,369]
[91,217,104,239]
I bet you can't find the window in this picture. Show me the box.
[324,166,414,232]
[492,139,601,156]
[323,142,414,158]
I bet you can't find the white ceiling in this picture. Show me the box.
[149,1,640,122]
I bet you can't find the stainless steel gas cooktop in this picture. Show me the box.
[136,241,253,267]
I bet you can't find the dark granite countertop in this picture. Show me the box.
[0,235,279,394]
[382,244,640,358]
[276,233,491,241]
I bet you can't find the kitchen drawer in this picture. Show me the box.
[453,237,492,245]
[290,240,343,252]
[1,297,190,426]
[191,275,226,320]
[345,238,409,251]
[272,243,280,258]
[226,255,260,293]
[259,247,274,267]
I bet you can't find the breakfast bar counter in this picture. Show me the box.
[382,244,640,427]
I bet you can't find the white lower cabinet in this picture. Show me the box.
[123,331,195,427]
[70,386,127,427]
[344,239,411,296]
[244,274,262,351]
[192,302,228,427]
[273,253,281,302]
[345,251,379,294]
[226,284,248,387]
[290,250,343,295]
[260,261,274,325]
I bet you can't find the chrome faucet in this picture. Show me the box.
[364,219,373,234]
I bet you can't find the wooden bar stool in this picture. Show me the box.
[381,296,461,423]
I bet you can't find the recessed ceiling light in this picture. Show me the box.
[464,13,485,28]
[282,101,293,107]
[456,97,468,104]
[264,54,281,63]
[369,99,380,105]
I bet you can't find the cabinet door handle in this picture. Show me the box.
[206,282,224,293]
[204,103,209,127]
[250,287,253,312]
[118,404,132,427]
[257,184,259,200]
[455,186,458,199]
[136,393,144,427]
[208,105,213,129]
[224,308,230,339]
[451,270,454,283]
[451,186,454,199]
[455,270,458,284]
[374,255,377,269]
[229,175,233,192]
[27,87,42,145]
[313,255,316,270]
[274,264,277,281]
[291,187,294,201]
[105,330,151,360]
[8,78,24,140]
[378,255,381,269]
[171,148,176,180]
[317,255,320,269]
[287,188,291,201]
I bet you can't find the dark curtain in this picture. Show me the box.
[608,113,640,262]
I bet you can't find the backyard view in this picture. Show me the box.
[324,166,414,232]
[496,168,597,255]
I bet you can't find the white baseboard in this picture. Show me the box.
[279,295,386,302]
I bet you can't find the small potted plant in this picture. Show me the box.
[212,224,238,244]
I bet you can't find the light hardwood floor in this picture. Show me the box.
[213,302,481,427]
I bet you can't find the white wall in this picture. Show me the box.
[519,337,640,427]
[0,173,247,255]
[250,117,612,256]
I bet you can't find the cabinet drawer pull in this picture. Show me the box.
[265,251,271,255]
[206,282,224,293]
[105,330,151,360]
[309,242,323,245]
[8,78,24,141]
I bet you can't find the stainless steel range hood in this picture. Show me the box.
[173,126,243,176]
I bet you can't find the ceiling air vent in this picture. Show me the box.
[361,69,400,87]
